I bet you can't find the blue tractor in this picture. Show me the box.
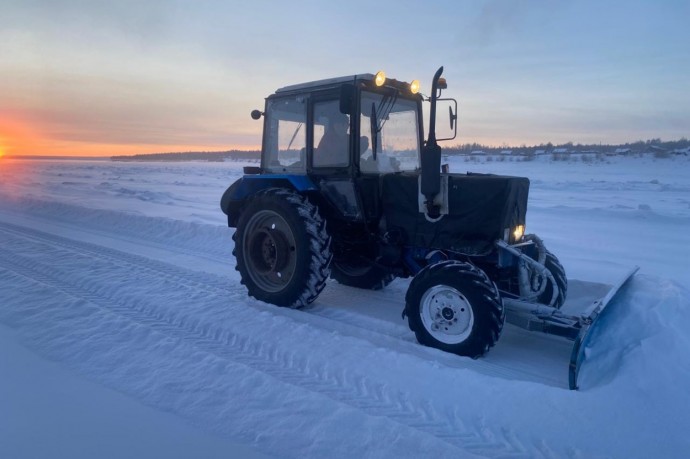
[221,67,635,389]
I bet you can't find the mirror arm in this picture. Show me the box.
[370,103,378,160]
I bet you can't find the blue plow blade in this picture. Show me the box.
[569,266,640,390]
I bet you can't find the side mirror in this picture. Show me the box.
[339,83,355,115]
[250,109,263,120]
[435,98,458,142]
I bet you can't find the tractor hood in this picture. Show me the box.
[382,172,530,255]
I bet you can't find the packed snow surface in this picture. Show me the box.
[1,155,689,458]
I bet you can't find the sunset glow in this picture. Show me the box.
[0,117,260,157]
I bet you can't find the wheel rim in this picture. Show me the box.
[420,284,474,344]
[242,210,297,293]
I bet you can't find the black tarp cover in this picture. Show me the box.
[381,173,529,255]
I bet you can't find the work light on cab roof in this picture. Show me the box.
[374,70,421,95]
[409,79,420,94]
[374,70,386,87]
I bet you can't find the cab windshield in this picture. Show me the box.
[359,91,420,173]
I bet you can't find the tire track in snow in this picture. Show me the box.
[0,220,553,386]
[0,223,560,458]
[0,249,526,458]
[0,220,408,344]
[0,200,233,265]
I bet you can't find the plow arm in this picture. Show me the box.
[569,265,640,390]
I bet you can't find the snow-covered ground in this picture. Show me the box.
[0,155,688,458]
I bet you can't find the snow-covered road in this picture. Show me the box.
[1,156,689,458]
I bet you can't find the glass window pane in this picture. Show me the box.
[360,92,420,173]
[314,100,349,167]
[263,96,306,172]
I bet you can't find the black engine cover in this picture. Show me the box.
[381,172,529,255]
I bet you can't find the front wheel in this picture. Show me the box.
[233,188,332,308]
[405,261,505,358]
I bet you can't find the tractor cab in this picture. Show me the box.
[243,70,457,226]
[257,71,437,175]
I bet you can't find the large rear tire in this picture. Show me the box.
[405,261,504,358]
[330,260,395,290]
[233,188,332,308]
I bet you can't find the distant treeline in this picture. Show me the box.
[110,138,689,162]
[111,150,260,162]
[443,138,689,156]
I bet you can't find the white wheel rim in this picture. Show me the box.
[420,284,474,345]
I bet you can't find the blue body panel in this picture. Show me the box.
[220,174,318,224]
[230,174,318,200]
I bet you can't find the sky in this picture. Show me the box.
[1,0,689,157]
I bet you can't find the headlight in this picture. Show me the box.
[512,225,525,242]
[374,70,386,87]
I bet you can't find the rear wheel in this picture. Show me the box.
[405,261,504,358]
[330,260,394,290]
[233,188,332,308]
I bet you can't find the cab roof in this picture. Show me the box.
[275,74,375,94]
[273,73,418,98]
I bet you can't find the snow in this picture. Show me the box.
[1,155,689,458]
[0,325,264,459]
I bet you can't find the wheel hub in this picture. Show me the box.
[420,285,474,345]
[242,210,297,293]
[252,229,289,273]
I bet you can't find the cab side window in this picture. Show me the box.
[263,96,306,172]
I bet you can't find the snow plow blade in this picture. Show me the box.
[568,266,640,390]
